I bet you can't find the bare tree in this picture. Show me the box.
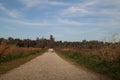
[109,33,119,43]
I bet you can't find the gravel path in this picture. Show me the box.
[0,50,110,80]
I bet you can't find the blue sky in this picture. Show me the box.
[0,0,120,41]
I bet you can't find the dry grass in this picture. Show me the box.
[0,44,47,75]
[98,47,120,62]
[57,46,120,80]
[0,44,42,57]
[62,46,120,62]
[0,44,45,63]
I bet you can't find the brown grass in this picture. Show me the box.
[0,44,42,57]
[61,46,120,62]
[0,44,47,75]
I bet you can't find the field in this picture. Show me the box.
[0,44,46,75]
[56,47,120,80]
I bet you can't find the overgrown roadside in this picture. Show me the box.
[0,46,47,76]
[55,49,120,80]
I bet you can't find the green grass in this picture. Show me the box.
[0,49,46,75]
[0,50,41,62]
[56,49,120,80]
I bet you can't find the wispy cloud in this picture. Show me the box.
[57,17,120,27]
[0,3,22,18]
[60,0,97,17]
[19,0,46,8]
[61,6,88,16]
[60,0,120,18]
[48,1,70,6]
[57,18,81,26]
[19,0,69,8]
[0,18,54,26]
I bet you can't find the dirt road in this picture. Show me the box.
[0,50,110,80]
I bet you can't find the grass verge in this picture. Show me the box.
[0,48,46,75]
[55,49,120,80]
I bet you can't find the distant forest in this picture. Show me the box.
[0,35,120,49]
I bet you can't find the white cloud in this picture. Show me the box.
[19,0,46,8]
[6,10,22,18]
[58,18,81,25]
[57,17,120,27]
[19,0,69,8]
[48,1,69,6]
[0,3,22,18]
[0,3,6,10]
[61,6,88,15]
[60,0,97,16]
[0,18,54,26]
[3,17,119,28]
[91,0,120,17]
[60,0,120,18]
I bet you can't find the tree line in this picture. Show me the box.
[0,35,120,49]
[0,35,55,48]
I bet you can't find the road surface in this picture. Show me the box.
[0,49,110,80]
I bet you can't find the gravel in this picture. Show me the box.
[0,50,110,80]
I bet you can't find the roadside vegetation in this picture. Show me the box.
[0,35,54,75]
[0,44,46,75]
[56,47,120,80]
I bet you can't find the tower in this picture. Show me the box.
[49,35,55,48]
